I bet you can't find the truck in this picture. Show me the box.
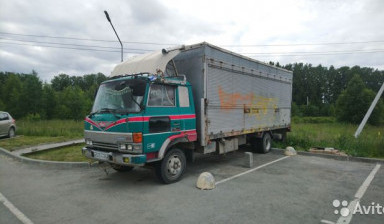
[82,42,293,183]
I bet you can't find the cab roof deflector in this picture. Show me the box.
[110,45,185,77]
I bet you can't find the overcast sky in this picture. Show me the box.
[1,0,384,82]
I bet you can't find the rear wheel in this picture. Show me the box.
[156,148,186,184]
[250,133,272,154]
[8,127,15,138]
[110,164,134,172]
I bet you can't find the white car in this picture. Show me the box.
[0,111,16,138]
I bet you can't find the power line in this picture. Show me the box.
[1,35,384,57]
[2,31,384,47]
[2,40,384,57]
[223,41,384,47]
[249,50,384,57]
[0,32,176,46]
[243,49,384,56]
[0,41,148,54]
[0,37,153,52]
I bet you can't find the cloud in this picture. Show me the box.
[0,0,383,82]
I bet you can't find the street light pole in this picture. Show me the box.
[354,82,384,138]
[104,10,123,62]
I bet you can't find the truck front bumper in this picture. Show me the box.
[82,147,146,166]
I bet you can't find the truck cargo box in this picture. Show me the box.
[174,43,292,146]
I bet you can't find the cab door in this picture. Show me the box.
[144,83,179,154]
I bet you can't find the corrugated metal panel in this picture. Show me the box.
[204,45,292,140]
[174,43,292,145]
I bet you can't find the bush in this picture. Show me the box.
[336,74,383,125]
[292,116,336,123]
[24,113,41,121]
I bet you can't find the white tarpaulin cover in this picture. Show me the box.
[110,49,181,77]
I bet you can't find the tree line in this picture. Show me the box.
[0,71,107,120]
[271,63,383,124]
[0,63,383,124]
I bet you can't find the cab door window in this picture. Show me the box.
[147,84,175,107]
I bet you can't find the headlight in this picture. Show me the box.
[132,144,142,153]
[118,143,142,153]
[119,144,127,150]
[86,139,93,145]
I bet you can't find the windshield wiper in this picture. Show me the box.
[129,92,144,111]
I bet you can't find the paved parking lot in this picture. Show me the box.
[1,148,383,224]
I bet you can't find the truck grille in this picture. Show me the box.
[92,141,118,151]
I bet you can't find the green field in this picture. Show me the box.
[274,118,384,158]
[0,119,83,151]
[25,143,90,162]
[0,136,80,151]
[16,119,83,137]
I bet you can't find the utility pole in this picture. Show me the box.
[104,10,123,62]
[354,82,384,138]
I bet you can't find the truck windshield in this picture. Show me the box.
[91,79,146,114]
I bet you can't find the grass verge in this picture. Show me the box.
[25,143,90,162]
[274,121,384,158]
[16,119,83,137]
[0,136,80,151]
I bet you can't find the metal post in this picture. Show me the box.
[354,82,384,138]
[104,10,123,62]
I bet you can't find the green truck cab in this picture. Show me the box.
[83,43,293,184]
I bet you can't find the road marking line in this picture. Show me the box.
[0,192,34,224]
[321,164,381,224]
[215,156,290,185]
[354,164,381,199]
[335,163,381,224]
[320,219,335,224]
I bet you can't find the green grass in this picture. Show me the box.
[25,143,90,162]
[274,119,384,158]
[0,136,79,151]
[16,119,83,137]
[0,119,83,152]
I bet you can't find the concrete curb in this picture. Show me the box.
[271,148,384,164]
[0,146,98,168]
[13,139,85,156]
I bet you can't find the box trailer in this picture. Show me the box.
[175,43,292,152]
[82,42,292,183]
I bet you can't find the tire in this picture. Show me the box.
[251,133,272,154]
[8,127,15,138]
[155,148,186,184]
[110,163,134,172]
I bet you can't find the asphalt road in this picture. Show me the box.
[1,149,383,224]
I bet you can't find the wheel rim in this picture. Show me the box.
[265,136,271,151]
[167,155,182,176]
[9,129,15,137]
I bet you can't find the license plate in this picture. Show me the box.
[93,151,110,160]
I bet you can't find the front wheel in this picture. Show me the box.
[156,148,186,184]
[8,127,15,138]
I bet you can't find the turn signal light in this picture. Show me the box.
[133,132,143,143]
